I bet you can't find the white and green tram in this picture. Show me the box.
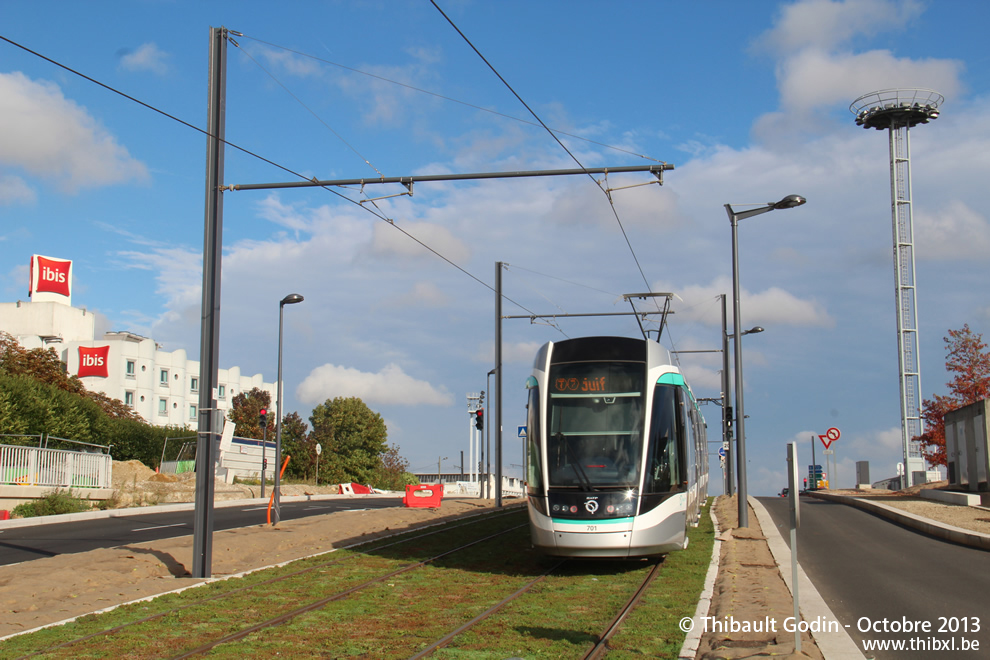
[525,336,708,558]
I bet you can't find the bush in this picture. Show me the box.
[11,488,91,518]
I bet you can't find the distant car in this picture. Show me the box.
[779,487,789,497]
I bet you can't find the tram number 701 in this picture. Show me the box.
[586,525,598,532]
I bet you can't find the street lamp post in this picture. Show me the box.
[273,292,304,526]
[721,294,733,497]
[726,195,805,528]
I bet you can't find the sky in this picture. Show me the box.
[2,0,989,496]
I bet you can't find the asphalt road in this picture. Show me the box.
[760,495,990,659]
[0,496,403,566]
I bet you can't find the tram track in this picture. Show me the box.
[8,507,688,659]
[12,508,527,660]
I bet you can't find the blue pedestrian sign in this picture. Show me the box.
[718,446,727,458]
[517,425,527,438]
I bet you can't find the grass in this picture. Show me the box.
[0,500,715,659]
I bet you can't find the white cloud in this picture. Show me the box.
[118,43,170,75]
[758,0,924,55]
[371,219,468,262]
[296,363,453,406]
[0,72,148,192]
[258,46,323,78]
[474,339,544,365]
[915,200,990,260]
[0,174,35,205]
[776,48,963,113]
[391,281,450,308]
[655,277,832,328]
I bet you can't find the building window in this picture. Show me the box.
[160,369,169,385]
[158,398,168,415]
[217,384,226,399]
[125,391,134,406]
[126,360,136,377]
[190,404,197,420]
[190,377,199,392]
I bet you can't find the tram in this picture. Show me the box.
[524,336,709,558]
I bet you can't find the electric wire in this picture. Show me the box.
[429,1,658,310]
[230,38,383,178]
[0,32,370,222]
[0,32,542,316]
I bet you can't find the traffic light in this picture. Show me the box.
[259,408,267,428]
[475,408,484,430]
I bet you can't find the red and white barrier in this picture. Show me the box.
[403,484,443,508]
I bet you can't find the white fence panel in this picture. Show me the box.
[0,444,112,489]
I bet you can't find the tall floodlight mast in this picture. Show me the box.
[850,88,943,489]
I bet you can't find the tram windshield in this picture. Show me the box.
[546,361,645,489]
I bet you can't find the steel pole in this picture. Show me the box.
[721,294,734,496]
[495,262,503,507]
[273,301,285,525]
[729,210,749,528]
[192,26,227,578]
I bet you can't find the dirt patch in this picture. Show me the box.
[696,495,822,660]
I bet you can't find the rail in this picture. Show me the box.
[0,443,112,489]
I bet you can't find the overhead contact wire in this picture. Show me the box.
[429,1,657,304]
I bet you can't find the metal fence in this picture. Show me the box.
[0,443,112,489]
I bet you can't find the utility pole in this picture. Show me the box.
[192,26,227,580]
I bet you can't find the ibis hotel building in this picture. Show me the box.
[1,255,276,429]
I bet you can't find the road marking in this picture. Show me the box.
[132,523,187,532]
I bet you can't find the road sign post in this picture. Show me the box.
[786,442,801,653]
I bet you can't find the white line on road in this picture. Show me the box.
[131,523,188,532]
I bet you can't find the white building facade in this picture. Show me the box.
[2,255,277,430]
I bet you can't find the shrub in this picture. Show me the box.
[11,488,91,518]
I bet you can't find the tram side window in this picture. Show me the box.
[645,384,683,493]
[682,398,695,483]
[526,386,543,494]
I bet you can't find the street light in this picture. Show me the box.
[273,292,304,526]
[726,195,805,528]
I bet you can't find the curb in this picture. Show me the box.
[806,491,990,551]
[678,502,722,659]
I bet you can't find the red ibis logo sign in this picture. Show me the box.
[78,346,110,378]
[29,255,72,301]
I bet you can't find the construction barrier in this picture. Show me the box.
[403,483,443,508]
[337,483,374,495]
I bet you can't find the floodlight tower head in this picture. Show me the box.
[850,88,943,130]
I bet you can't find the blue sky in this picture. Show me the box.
[2,1,989,495]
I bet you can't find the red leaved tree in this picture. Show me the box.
[916,324,990,467]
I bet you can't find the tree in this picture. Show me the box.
[371,443,417,491]
[0,331,142,422]
[916,324,990,467]
[227,387,273,440]
[279,411,313,480]
[310,397,388,485]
